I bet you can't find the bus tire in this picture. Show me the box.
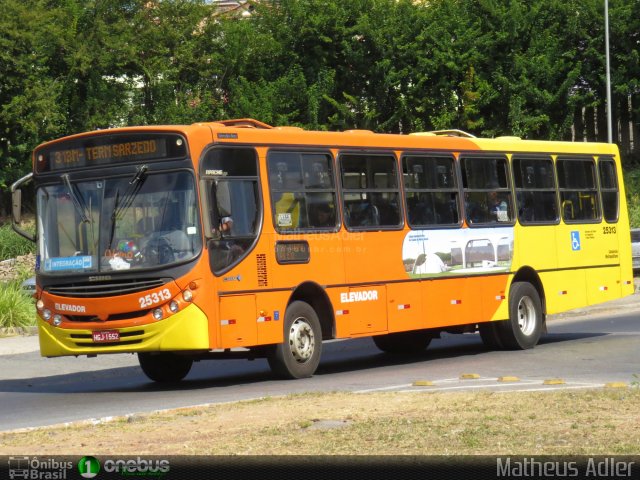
[267,301,322,379]
[138,352,193,383]
[497,282,543,350]
[372,330,431,354]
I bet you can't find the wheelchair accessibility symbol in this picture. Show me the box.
[571,231,581,251]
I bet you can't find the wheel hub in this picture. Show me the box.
[517,296,536,336]
[289,317,315,363]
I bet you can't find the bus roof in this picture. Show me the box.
[35,118,619,158]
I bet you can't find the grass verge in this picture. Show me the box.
[0,389,638,455]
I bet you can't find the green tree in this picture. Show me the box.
[0,0,68,214]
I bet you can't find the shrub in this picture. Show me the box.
[0,279,35,330]
[0,222,35,261]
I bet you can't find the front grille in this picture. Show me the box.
[46,278,169,298]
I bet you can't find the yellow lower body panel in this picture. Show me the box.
[38,303,210,357]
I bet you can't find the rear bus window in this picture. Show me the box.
[598,158,619,223]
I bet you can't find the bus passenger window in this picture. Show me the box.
[340,153,402,230]
[513,156,558,224]
[268,151,337,232]
[599,158,619,222]
[403,155,459,228]
[461,155,513,226]
[557,157,599,223]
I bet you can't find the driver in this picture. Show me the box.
[220,216,233,233]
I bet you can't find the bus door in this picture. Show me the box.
[200,147,263,348]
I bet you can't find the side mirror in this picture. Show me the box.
[11,172,36,242]
[12,188,22,223]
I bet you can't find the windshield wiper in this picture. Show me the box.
[108,164,148,250]
[61,174,90,223]
[113,164,148,221]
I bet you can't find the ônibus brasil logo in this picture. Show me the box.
[78,456,101,478]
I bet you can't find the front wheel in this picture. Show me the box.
[496,281,544,349]
[267,301,322,379]
[138,352,193,383]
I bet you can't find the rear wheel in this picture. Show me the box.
[138,352,193,383]
[267,301,322,379]
[496,281,544,349]
[372,329,432,354]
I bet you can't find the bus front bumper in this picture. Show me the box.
[37,303,210,357]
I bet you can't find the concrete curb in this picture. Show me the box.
[0,326,38,337]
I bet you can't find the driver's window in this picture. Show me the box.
[201,147,261,274]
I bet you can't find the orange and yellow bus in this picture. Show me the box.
[12,119,634,382]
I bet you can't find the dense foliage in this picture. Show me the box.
[1,0,639,214]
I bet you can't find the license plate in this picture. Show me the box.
[92,330,120,343]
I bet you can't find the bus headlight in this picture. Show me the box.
[182,290,193,302]
[52,315,62,326]
[152,308,163,321]
[169,301,179,313]
[36,300,44,311]
[42,309,52,321]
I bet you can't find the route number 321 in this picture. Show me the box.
[139,288,171,308]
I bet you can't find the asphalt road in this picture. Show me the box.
[1,293,639,432]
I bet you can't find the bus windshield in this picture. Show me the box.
[37,170,202,274]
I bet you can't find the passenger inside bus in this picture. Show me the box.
[308,202,335,228]
[518,196,535,222]
[219,215,233,233]
[347,200,380,227]
[488,190,508,220]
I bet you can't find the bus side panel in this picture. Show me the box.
[254,290,292,345]
[479,274,510,321]
[343,231,406,284]
[218,294,257,349]
[618,226,635,296]
[386,282,424,333]
[586,266,621,305]
[328,285,387,337]
[422,277,474,328]
[346,285,387,336]
[514,225,558,271]
[541,270,587,314]
[267,234,346,291]
[555,223,602,269]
